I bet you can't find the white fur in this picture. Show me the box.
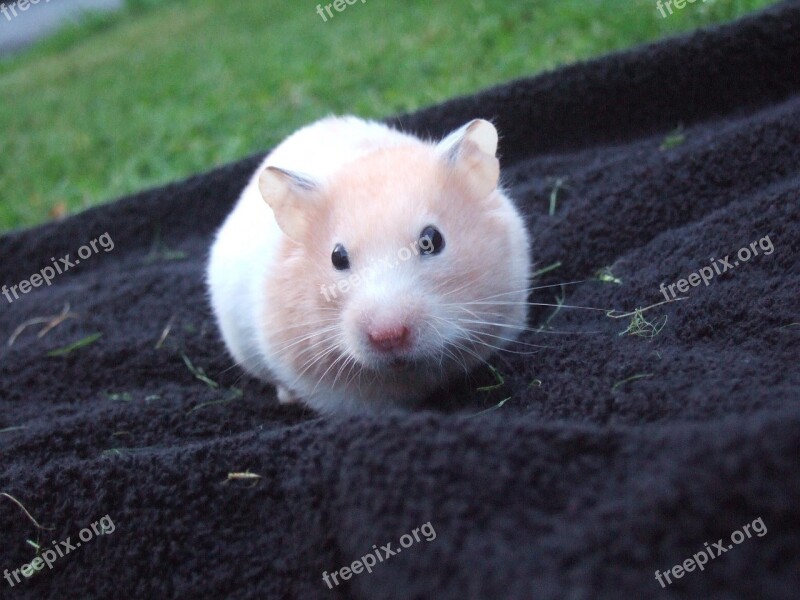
[207,115,531,413]
[207,117,417,382]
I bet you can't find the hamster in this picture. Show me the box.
[207,115,531,414]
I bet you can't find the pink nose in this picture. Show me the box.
[367,324,410,352]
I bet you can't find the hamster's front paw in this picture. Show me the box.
[277,385,301,405]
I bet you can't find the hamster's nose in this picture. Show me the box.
[367,324,410,352]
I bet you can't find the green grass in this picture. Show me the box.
[0,0,776,233]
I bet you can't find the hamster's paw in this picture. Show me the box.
[277,385,301,405]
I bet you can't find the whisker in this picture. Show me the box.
[274,327,340,358]
[270,322,340,353]
[454,300,611,312]
[311,349,352,396]
[296,337,342,374]
[459,330,548,355]
[426,318,469,374]
[453,316,601,336]
[461,279,589,303]
[436,277,480,299]
[453,326,551,349]
[332,352,358,390]
[448,339,493,370]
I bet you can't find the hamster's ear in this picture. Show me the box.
[258,166,321,242]
[437,119,500,199]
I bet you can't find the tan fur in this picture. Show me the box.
[261,143,529,407]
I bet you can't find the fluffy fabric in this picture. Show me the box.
[1,2,798,598]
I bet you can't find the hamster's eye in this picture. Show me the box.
[419,226,445,256]
[331,244,350,270]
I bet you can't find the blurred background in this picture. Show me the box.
[0,0,775,234]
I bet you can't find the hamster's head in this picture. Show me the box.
[258,119,531,408]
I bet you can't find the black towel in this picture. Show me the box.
[1,2,798,598]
